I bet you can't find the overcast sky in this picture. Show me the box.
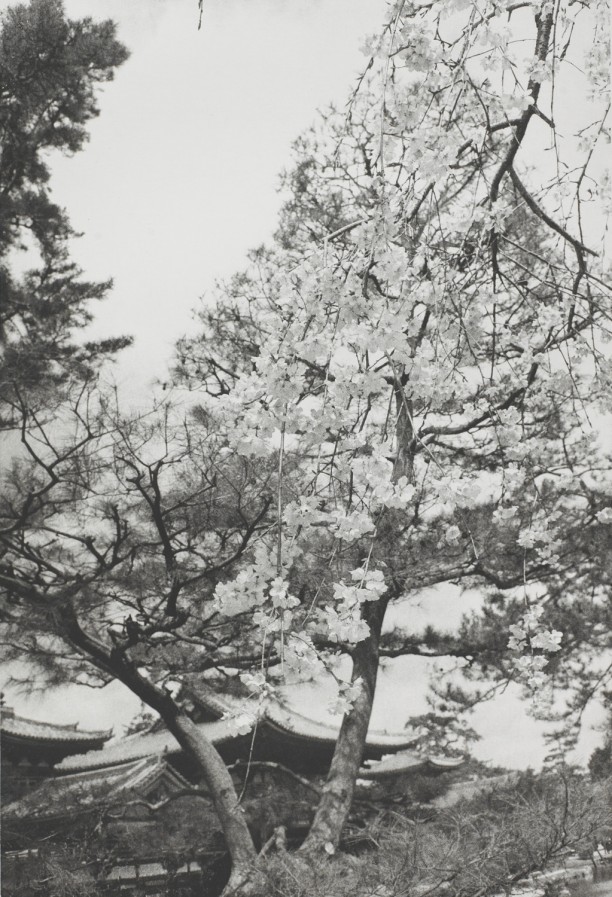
[48,0,392,404]
[1,0,606,770]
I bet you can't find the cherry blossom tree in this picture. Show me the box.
[1,0,611,894]
[177,0,611,864]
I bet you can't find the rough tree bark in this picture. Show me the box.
[299,597,388,855]
[299,372,414,856]
[169,715,260,881]
[54,602,263,895]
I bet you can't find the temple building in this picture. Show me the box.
[1,704,111,804]
[1,685,463,895]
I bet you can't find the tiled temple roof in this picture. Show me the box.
[4,755,190,820]
[187,679,420,748]
[57,718,239,772]
[7,749,464,823]
[265,700,419,750]
[58,694,420,773]
[56,697,418,772]
[1,708,111,745]
[184,680,239,718]
[359,750,464,779]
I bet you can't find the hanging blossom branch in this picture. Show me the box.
[176,0,610,722]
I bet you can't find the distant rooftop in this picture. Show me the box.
[4,755,189,820]
[359,750,464,779]
[57,718,238,772]
[57,695,420,773]
[1,706,111,745]
[188,679,420,748]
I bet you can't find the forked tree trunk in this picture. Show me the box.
[299,597,388,855]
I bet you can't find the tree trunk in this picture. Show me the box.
[298,376,415,857]
[56,605,261,892]
[170,714,259,869]
[220,866,267,897]
[111,680,263,895]
[169,716,266,896]
[299,597,388,855]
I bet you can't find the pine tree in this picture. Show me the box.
[0,0,130,425]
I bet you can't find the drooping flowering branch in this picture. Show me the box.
[177,0,611,718]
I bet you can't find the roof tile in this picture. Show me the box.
[359,751,464,778]
[57,718,238,772]
[4,756,190,820]
[1,712,111,744]
[265,700,420,749]
[57,697,420,772]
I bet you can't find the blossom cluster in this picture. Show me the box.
[186,0,609,716]
[328,677,364,716]
[321,566,386,645]
[508,604,562,689]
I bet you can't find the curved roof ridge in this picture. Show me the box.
[4,754,194,821]
[359,750,465,778]
[183,681,421,748]
[56,718,242,772]
[184,680,256,717]
[1,710,112,743]
[57,693,421,771]
[264,697,420,748]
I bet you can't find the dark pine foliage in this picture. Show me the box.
[0,0,130,424]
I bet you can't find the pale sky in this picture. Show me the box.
[1,0,606,770]
[49,0,392,404]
